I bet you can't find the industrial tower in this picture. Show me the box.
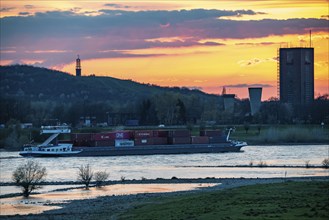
[279,47,314,105]
[76,55,81,77]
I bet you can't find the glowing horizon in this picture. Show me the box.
[1,1,328,99]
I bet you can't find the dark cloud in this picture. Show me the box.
[0,7,15,12]
[235,42,280,46]
[224,84,273,88]
[104,3,131,9]
[24,5,34,9]
[19,12,30,16]
[0,9,327,67]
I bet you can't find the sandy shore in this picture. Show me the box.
[1,176,328,219]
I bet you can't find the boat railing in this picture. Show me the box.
[40,125,71,134]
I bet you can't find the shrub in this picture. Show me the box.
[77,164,93,189]
[258,160,267,167]
[322,158,329,168]
[12,161,47,198]
[94,171,109,188]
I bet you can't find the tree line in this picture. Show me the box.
[1,93,328,128]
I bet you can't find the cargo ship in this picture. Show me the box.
[20,126,247,157]
[70,128,247,157]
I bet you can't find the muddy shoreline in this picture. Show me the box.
[1,176,328,219]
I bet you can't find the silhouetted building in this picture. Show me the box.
[76,55,81,77]
[223,94,235,113]
[248,87,262,116]
[279,47,314,105]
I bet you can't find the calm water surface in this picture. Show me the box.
[1,145,328,183]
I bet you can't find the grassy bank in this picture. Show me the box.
[230,125,329,144]
[119,181,329,220]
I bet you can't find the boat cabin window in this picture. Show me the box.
[47,149,50,152]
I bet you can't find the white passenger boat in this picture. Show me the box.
[19,125,82,157]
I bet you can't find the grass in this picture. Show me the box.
[119,181,329,220]
[230,125,329,144]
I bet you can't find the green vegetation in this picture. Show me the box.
[1,65,329,149]
[119,181,329,220]
[256,127,329,143]
[229,125,329,144]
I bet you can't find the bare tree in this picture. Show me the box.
[94,171,109,188]
[12,161,47,198]
[77,164,93,189]
[322,158,329,168]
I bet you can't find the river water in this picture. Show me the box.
[1,145,328,183]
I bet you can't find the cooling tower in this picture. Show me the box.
[248,87,262,116]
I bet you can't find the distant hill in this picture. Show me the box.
[0,65,217,105]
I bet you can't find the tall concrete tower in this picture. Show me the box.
[76,55,81,77]
[279,47,314,105]
[223,94,235,113]
[248,87,262,116]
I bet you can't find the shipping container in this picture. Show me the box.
[134,138,154,146]
[200,130,223,137]
[72,140,94,147]
[70,133,95,141]
[114,131,133,139]
[135,137,168,146]
[94,133,115,141]
[168,130,190,137]
[153,137,168,145]
[134,130,153,138]
[153,130,168,137]
[115,139,134,147]
[94,131,133,141]
[168,137,191,144]
[191,136,209,144]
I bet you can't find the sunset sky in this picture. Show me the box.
[1,0,328,99]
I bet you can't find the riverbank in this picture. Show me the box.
[1,176,328,219]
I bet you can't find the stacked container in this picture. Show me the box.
[134,130,168,146]
[168,130,191,145]
[71,131,134,147]
[71,133,95,147]
[200,130,226,143]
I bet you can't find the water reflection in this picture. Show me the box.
[0,183,217,216]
